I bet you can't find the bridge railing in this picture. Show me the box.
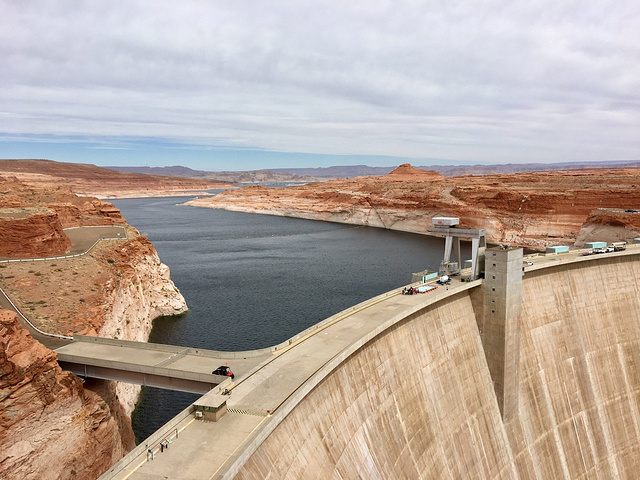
[269,285,411,353]
[73,334,274,358]
[58,351,224,384]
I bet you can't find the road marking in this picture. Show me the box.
[228,408,270,417]
[272,291,402,355]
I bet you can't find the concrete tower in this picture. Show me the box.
[481,246,523,420]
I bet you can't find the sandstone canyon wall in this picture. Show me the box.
[236,254,640,479]
[0,178,188,479]
[187,165,640,250]
[0,309,132,480]
[96,236,188,415]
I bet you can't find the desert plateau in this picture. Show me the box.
[0,159,232,198]
[188,163,640,250]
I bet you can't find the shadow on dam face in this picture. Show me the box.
[235,253,640,479]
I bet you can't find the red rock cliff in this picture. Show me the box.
[0,309,133,480]
[0,178,188,479]
[187,165,640,249]
[0,208,71,258]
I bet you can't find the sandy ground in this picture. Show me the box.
[0,226,135,344]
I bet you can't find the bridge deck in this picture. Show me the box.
[56,338,270,394]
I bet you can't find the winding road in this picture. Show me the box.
[0,225,127,349]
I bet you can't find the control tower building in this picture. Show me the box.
[428,217,486,281]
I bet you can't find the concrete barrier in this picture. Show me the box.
[73,334,273,359]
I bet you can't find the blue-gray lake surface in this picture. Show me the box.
[111,196,468,441]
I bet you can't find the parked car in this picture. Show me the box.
[212,365,235,379]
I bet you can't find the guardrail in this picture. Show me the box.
[269,286,407,353]
[0,284,72,340]
[98,405,195,480]
[0,236,126,264]
[0,226,128,339]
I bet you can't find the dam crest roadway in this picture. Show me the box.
[96,244,640,480]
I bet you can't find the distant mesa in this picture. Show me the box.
[387,163,444,179]
[0,159,232,198]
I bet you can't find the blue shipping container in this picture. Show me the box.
[585,241,607,249]
[546,245,570,254]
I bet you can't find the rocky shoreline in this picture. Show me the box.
[185,164,640,250]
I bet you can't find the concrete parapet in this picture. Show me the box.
[74,334,272,359]
[219,283,484,479]
[269,287,409,353]
[99,403,195,479]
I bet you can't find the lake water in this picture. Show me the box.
[111,195,469,441]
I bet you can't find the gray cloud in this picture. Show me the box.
[1,0,639,163]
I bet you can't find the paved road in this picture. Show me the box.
[63,225,127,255]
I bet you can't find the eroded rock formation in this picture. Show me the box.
[0,207,71,258]
[576,209,640,247]
[187,164,640,250]
[0,178,187,479]
[0,309,133,480]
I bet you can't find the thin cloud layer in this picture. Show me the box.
[1,0,639,165]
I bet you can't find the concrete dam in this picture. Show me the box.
[105,248,640,479]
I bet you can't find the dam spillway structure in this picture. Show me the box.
[427,216,486,280]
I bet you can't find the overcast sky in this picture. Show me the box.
[1,1,639,170]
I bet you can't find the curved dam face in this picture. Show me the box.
[236,255,640,479]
